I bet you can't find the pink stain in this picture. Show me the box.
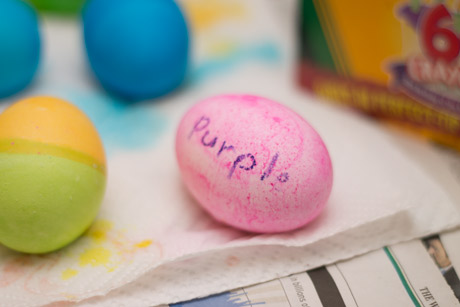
[0,256,31,288]
[44,301,75,307]
[198,173,211,192]
[226,255,240,267]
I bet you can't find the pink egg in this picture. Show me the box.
[175,94,333,233]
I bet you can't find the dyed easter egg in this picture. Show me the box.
[83,0,189,100]
[0,97,106,253]
[0,0,41,98]
[175,95,333,233]
[29,0,85,15]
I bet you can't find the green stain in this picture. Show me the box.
[0,153,106,254]
[28,0,85,15]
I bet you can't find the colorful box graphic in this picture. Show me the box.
[299,0,460,150]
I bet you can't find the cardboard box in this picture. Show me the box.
[299,0,460,150]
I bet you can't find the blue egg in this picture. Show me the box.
[83,0,189,101]
[0,0,40,98]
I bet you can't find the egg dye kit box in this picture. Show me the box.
[298,0,460,150]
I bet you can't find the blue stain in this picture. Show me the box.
[51,90,167,154]
[191,41,281,84]
[171,290,265,307]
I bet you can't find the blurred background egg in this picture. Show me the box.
[0,0,41,98]
[82,0,189,101]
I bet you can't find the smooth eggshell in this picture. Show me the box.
[83,0,189,100]
[175,94,333,233]
[0,0,40,98]
[0,96,106,253]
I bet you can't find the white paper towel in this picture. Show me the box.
[1,1,459,306]
[1,78,459,307]
[69,82,460,307]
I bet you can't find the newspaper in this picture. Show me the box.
[168,228,460,307]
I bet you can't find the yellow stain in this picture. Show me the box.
[86,220,113,243]
[135,240,152,248]
[208,41,237,56]
[79,247,112,268]
[61,268,79,280]
[64,293,78,300]
[181,0,245,31]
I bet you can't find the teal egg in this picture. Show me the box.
[0,0,41,98]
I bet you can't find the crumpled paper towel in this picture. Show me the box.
[73,78,460,307]
[1,78,459,307]
[1,0,460,306]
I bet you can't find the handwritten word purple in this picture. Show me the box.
[189,116,289,183]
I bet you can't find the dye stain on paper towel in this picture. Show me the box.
[182,0,281,84]
[60,219,156,280]
[171,290,265,306]
[61,268,78,280]
[46,90,167,153]
[191,41,281,84]
[181,0,246,30]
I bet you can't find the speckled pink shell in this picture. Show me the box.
[175,95,333,233]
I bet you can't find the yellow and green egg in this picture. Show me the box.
[0,96,106,254]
